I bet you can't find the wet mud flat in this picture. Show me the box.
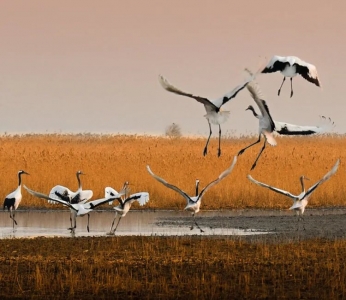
[156,207,346,241]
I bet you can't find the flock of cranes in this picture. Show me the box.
[24,174,149,234]
[2,55,339,235]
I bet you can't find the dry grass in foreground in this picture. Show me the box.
[0,236,345,299]
[0,133,344,210]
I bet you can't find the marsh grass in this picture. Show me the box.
[0,133,344,210]
[0,236,345,299]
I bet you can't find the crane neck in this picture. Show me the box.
[300,176,306,193]
[18,172,22,187]
[195,180,200,197]
[77,172,82,190]
[122,182,129,199]
[248,106,259,118]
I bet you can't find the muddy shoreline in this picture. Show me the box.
[156,207,346,241]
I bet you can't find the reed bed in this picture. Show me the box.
[0,133,344,210]
[0,236,345,299]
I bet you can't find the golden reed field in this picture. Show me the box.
[0,133,343,210]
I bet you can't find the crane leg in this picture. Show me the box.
[109,216,116,233]
[70,213,73,228]
[300,215,305,230]
[290,78,294,98]
[10,209,17,229]
[238,135,261,156]
[218,124,222,157]
[87,214,90,232]
[251,139,267,170]
[203,122,212,156]
[278,77,286,96]
[190,214,204,233]
[12,210,17,225]
[108,212,118,235]
[113,217,122,233]
[68,215,77,233]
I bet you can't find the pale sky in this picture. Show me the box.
[1,1,345,136]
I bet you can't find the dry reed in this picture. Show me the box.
[0,236,345,299]
[0,133,344,211]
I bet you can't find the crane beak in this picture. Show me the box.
[24,171,30,175]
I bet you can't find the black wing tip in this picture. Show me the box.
[261,67,273,73]
[276,126,316,136]
[262,60,289,73]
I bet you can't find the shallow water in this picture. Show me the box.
[2,208,345,239]
[0,209,270,239]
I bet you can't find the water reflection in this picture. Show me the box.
[0,209,274,239]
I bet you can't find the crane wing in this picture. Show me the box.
[79,190,93,203]
[83,194,124,210]
[159,75,217,109]
[48,185,73,204]
[247,175,299,200]
[275,116,334,135]
[293,62,321,87]
[246,80,275,131]
[24,185,77,211]
[123,192,150,206]
[146,165,191,204]
[213,67,264,107]
[304,159,340,198]
[213,79,250,107]
[198,156,237,199]
[262,56,289,73]
[105,186,122,205]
